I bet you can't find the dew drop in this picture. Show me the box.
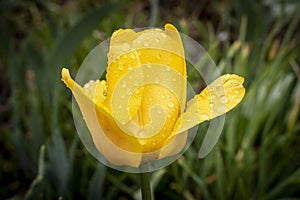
[133,80,139,86]
[166,66,171,71]
[84,83,90,88]
[156,53,161,59]
[167,114,172,118]
[154,77,160,83]
[200,114,209,121]
[126,88,131,95]
[220,95,228,104]
[161,33,167,38]
[161,95,166,100]
[211,94,216,100]
[234,90,240,94]
[131,54,136,59]
[148,97,153,102]
[118,62,124,70]
[155,38,160,43]
[118,105,123,109]
[187,118,192,123]
[143,40,149,47]
[217,106,226,113]
[146,62,152,68]
[121,80,127,88]
[209,103,214,107]
[122,43,130,51]
[168,101,175,108]
[233,95,241,103]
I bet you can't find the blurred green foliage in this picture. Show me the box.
[1,0,300,199]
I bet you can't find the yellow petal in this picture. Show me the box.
[168,74,245,138]
[61,68,142,167]
[102,24,187,155]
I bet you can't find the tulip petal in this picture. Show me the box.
[103,24,188,155]
[61,68,142,167]
[168,74,245,138]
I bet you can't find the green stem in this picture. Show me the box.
[140,172,152,200]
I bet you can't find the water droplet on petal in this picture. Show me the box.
[217,106,226,113]
[126,88,131,95]
[166,66,171,71]
[234,90,240,94]
[155,38,160,43]
[211,94,216,100]
[133,80,139,86]
[154,77,160,83]
[168,101,174,108]
[148,97,153,102]
[220,95,228,104]
[233,95,241,103]
[161,33,167,38]
[161,95,166,100]
[200,114,209,121]
[146,62,152,68]
[131,54,136,59]
[157,54,161,59]
[209,103,214,107]
[118,62,124,70]
[122,43,130,51]
[121,80,127,88]
[167,114,171,118]
[143,41,149,47]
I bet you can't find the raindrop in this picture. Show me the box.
[165,66,171,71]
[121,80,127,88]
[155,38,160,43]
[84,83,90,88]
[126,88,131,95]
[187,118,192,123]
[168,101,174,108]
[133,80,139,86]
[143,40,150,47]
[233,95,241,103]
[217,106,226,113]
[161,33,167,38]
[122,43,130,51]
[146,62,152,68]
[200,114,209,121]
[220,95,228,104]
[118,62,124,70]
[154,77,160,83]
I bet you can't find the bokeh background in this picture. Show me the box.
[1,0,300,199]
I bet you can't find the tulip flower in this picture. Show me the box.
[61,24,245,171]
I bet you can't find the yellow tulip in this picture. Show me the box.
[61,24,245,169]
